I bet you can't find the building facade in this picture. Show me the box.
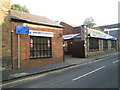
[2,10,64,70]
[60,22,85,57]
[61,22,118,58]
[1,0,12,70]
[98,23,120,52]
[84,27,118,57]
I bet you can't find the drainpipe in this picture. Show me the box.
[87,35,90,57]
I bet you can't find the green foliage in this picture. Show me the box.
[92,27,104,32]
[83,17,96,28]
[83,17,104,31]
[11,4,29,13]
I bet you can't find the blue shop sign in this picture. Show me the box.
[16,26,30,34]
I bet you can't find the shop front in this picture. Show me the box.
[11,10,63,69]
[29,30,53,59]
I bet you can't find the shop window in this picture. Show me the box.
[30,36,52,58]
[111,40,116,49]
[89,38,99,51]
[103,39,108,50]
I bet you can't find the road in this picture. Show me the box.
[2,53,119,88]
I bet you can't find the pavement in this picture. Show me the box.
[1,51,119,82]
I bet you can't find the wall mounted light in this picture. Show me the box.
[58,33,62,38]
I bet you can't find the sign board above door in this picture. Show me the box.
[29,30,54,37]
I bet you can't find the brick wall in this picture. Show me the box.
[12,21,64,69]
[60,22,83,56]
[60,22,74,35]
[89,49,116,57]
[74,27,81,34]
[0,0,12,70]
[60,22,81,35]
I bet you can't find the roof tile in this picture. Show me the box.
[11,10,62,28]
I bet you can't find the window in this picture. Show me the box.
[89,38,99,51]
[111,40,116,49]
[103,39,108,50]
[30,36,52,58]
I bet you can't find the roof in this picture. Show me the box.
[10,10,63,28]
[60,22,80,27]
[66,23,77,27]
[87,28,117,40]
[104,30,119,38]
[97,23,120,30]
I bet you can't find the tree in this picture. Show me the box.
[83,17,96,28]
[11,4,29,13]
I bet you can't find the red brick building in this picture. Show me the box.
[60,22,85,57]
[11,10,63,69]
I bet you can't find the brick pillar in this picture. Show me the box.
[80,25,88,57]
[108,40,111,49]
[84,28,89,57]
[99,39,103,51]
[116,40,119,51]
[98,39,100,51]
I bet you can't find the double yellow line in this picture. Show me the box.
[0,68,69,87]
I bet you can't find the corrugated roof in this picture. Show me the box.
[98,23,120,30]
[10,10,63,28]
[87,28,113,37]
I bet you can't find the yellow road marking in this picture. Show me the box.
[1,68,70,87]
[1,56,113,87]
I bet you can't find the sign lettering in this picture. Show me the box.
[29,30,54,37]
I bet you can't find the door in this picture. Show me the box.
[72,39,85,58]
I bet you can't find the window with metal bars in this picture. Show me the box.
[103,39,108,50]
[30,36,52,58]
[111,40,116,49]
[89,38,99,51]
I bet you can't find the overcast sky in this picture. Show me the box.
[11,0,119,26]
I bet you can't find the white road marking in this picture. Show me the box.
[113,60,119,64]
[72,66,105,81]
[93,59,103,62]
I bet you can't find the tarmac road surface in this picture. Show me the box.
[2,53,119,88]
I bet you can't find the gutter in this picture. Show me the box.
[11,17,63,28]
